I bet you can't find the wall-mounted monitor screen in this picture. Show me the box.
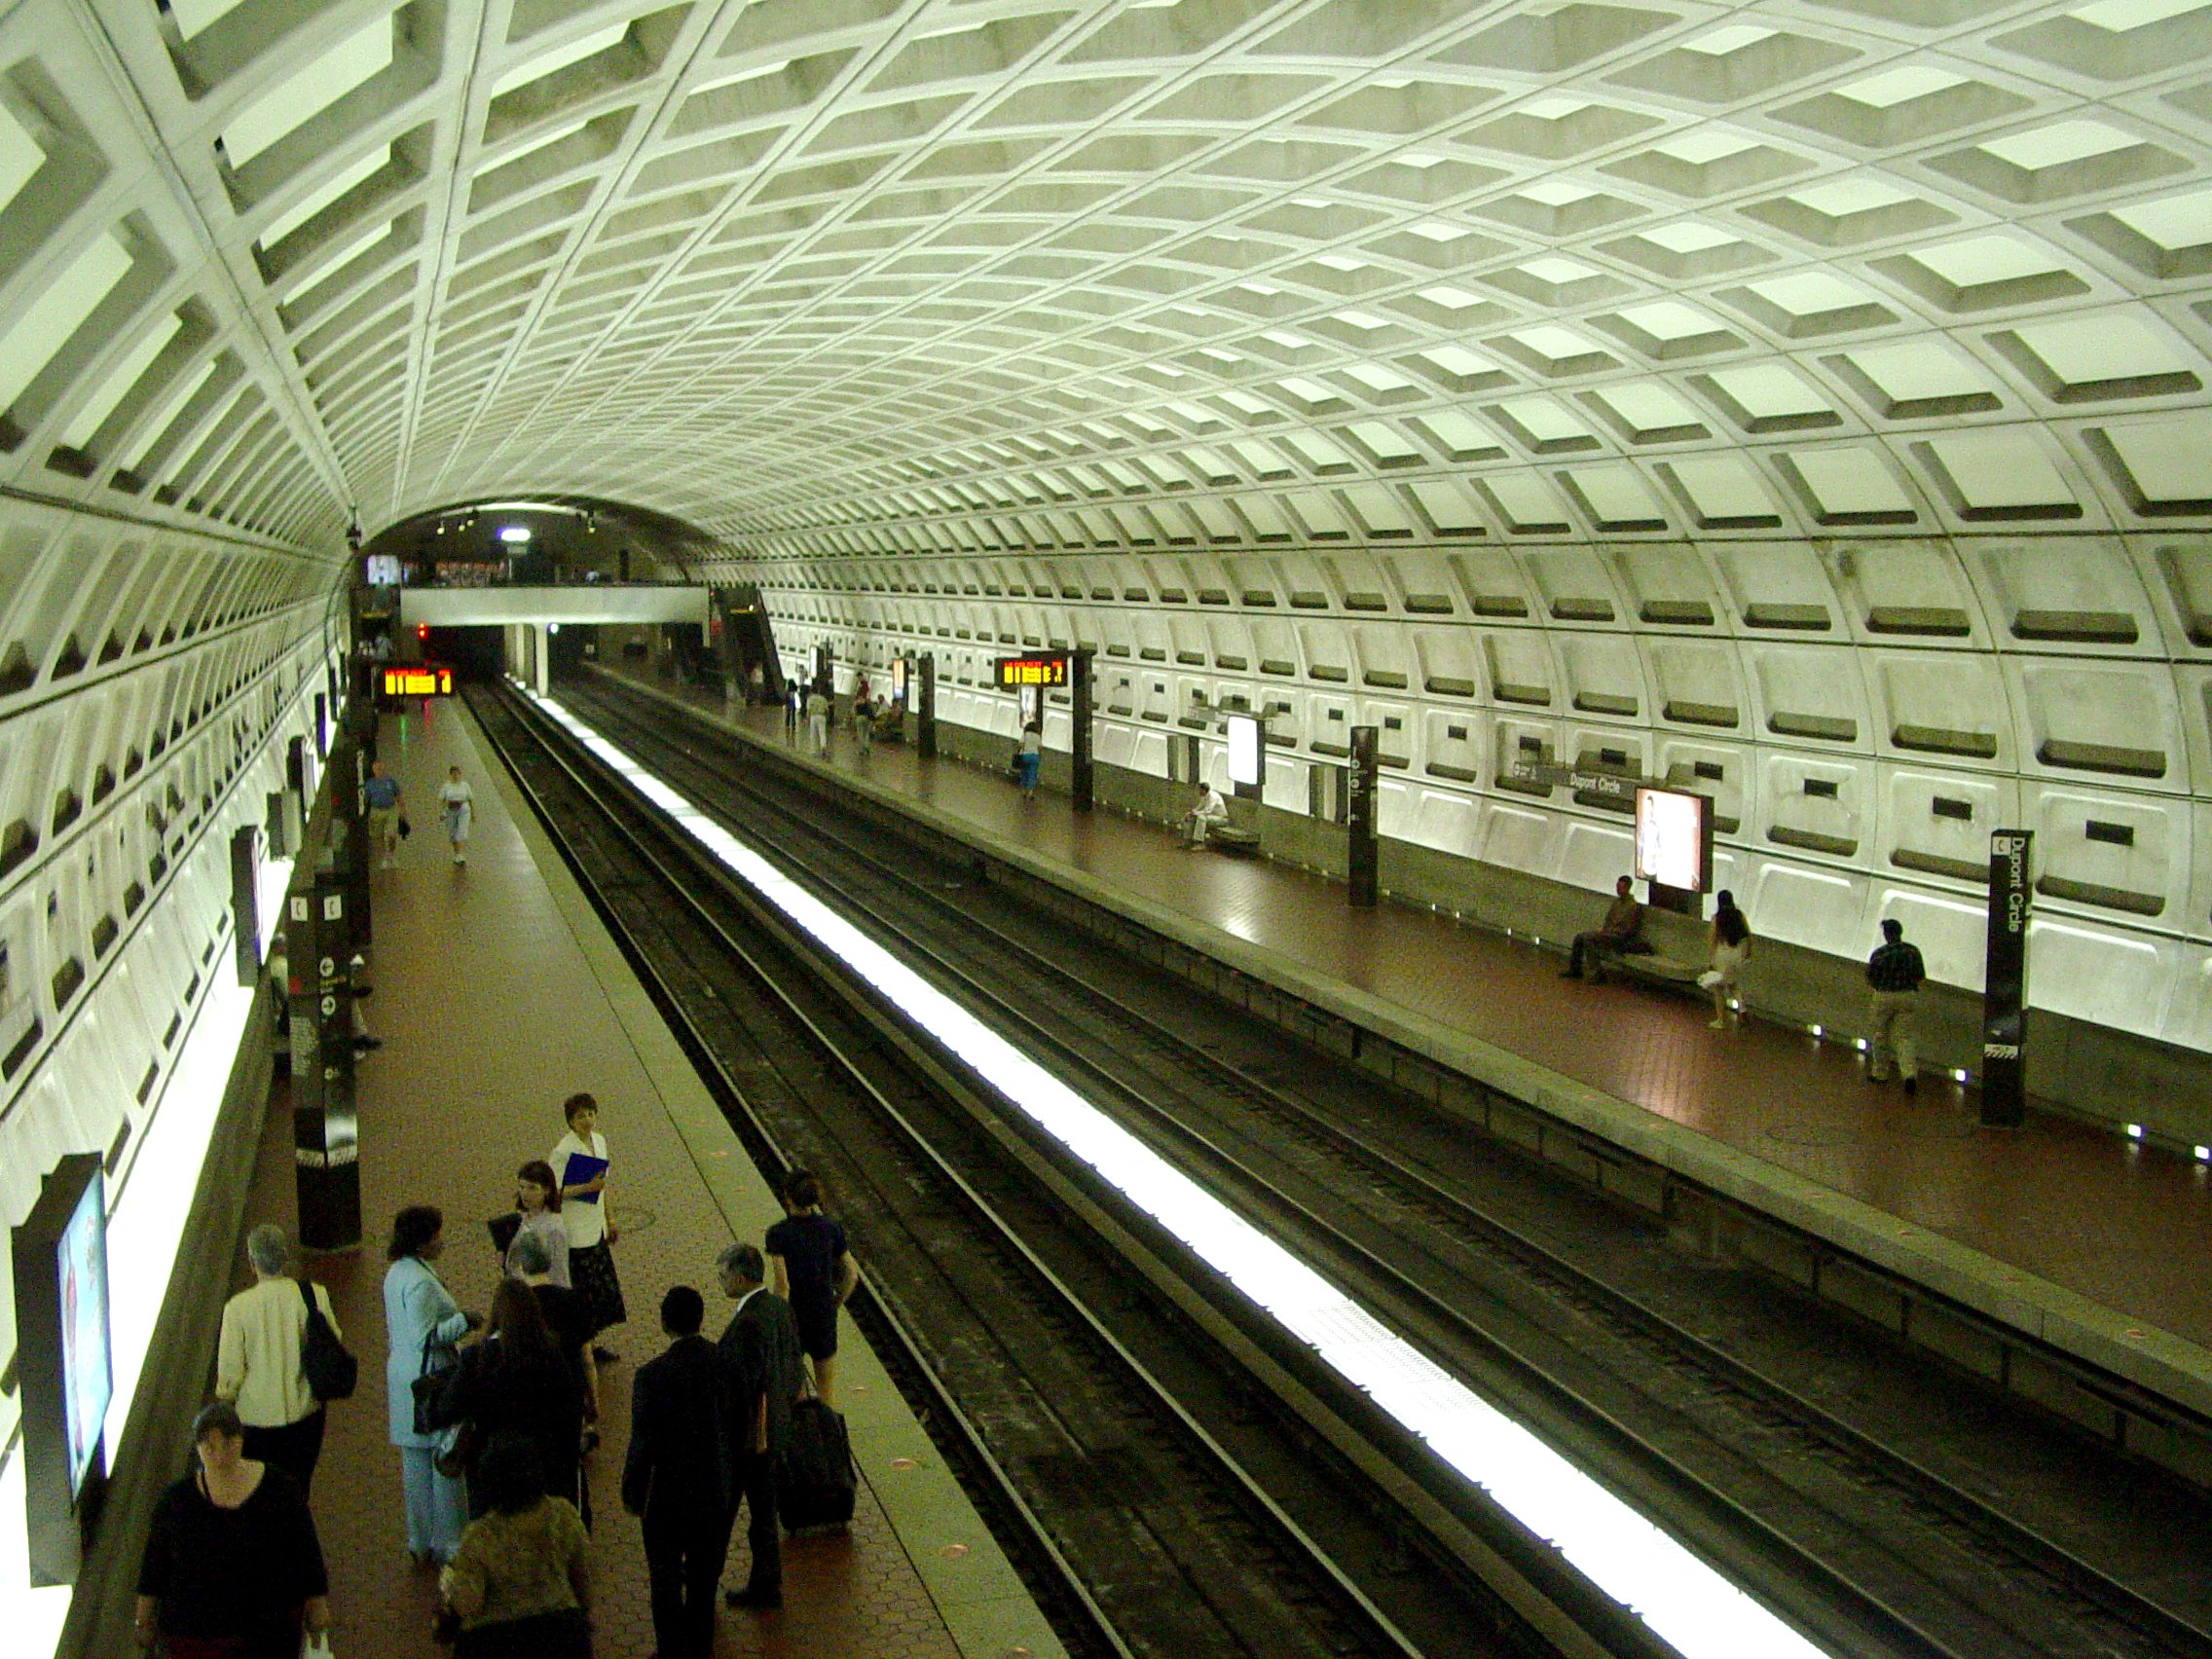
[1634,787,1713,894]
[1227,715,1263,790]
[14,1152,112,1583]
[363,553,402,586]
[57,1170,111,1495]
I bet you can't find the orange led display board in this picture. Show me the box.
[380,666,454,698]
[994,653,1068,688]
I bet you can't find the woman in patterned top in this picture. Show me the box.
[440,1433,592,1657]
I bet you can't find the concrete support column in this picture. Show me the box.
[535,625,552,695]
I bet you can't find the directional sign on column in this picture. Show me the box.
[1347,725,1379,909]
[288,877,361,1251]
[1981,830,2032,1129]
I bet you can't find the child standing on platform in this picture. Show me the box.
[553,1092,626,1364]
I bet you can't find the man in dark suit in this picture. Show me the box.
[715,1241,804,1611]
[622,1286,734,1659]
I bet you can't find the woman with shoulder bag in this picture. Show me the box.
[384,1205,478,1567]
[433,1279,584,1520]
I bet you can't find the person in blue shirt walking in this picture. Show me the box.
[364,759,404,868]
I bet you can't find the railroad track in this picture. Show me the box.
[542,670,2212,1659]
[470,682,1538,1659]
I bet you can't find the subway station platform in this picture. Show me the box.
[234,701,1059,1659]
[595,665,2212,1425]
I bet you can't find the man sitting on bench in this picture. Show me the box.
[1178,783,1230,849]
[1561,875,1651,983]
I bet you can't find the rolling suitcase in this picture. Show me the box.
[777,1396,857,1531]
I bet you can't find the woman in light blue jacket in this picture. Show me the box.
[383,1204,478,1566]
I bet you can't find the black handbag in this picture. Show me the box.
[411,1332,459,1436]
[298,1279,357,1401]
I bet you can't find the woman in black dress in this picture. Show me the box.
[134,1400,331,1658]
[433,1278,585,1519]
[765,1169,859,1406]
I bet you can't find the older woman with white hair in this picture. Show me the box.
[215,1222,341,1496]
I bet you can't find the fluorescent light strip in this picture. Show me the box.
[0,859,290,1657]
[524,687,1832,1659]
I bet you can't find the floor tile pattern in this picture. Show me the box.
[232,700,965,1659]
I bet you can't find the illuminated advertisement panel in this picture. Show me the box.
[57,1173,110,1497]
[1227,714,1263,789]
[1634,787,1712,893]
[14,1153,111,1583]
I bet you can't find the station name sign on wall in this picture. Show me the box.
[381,666,454,698]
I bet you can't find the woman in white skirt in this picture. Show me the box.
[439,766,474,866]
[1701,889,1751,1029]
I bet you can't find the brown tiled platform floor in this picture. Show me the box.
[606,670,2212,1354]
[234,697,970,1659]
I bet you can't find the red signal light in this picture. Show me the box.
[415,622,429,642]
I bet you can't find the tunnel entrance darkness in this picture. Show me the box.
[421,624,503,681]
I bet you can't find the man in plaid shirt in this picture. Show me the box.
[1864,918,1927,1094]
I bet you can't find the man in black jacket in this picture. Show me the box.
[715,1242,804,1611]
[622,1286,734,1659]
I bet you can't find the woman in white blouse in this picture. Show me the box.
[551,1092,626,1360]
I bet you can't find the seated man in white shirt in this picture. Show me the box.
[1178,784,1230,849]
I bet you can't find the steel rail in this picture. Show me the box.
[474,683,1435,1659]
[565,674,2212,1659]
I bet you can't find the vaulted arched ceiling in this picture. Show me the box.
[2,0,2208,549]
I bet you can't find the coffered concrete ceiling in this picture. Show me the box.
[2,0,2209,549]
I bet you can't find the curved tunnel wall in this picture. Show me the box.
[0,496,333,1467]
[0,0,2208,1575]
[716,528,2212,1054]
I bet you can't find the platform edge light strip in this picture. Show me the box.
[0,847,292,1659]
[525,686,1832,1659]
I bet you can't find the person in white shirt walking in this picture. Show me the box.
[215,1223,341,1497]
[438,766,474,865]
